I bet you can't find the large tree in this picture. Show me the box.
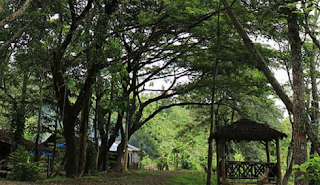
[220,0,320,183]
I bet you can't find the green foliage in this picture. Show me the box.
[9,145,40,181]
[41,176,73,183]
[131,105,208,171]
[156,157,165,170]
[138,142,144,169]
[293,156,320,183]
[180,153,193,170]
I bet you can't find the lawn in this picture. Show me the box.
[0,170,216,185]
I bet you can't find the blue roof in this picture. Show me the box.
[29,151,53,156]
[57,143,66,148]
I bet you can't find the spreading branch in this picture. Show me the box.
[0,0,33,29]
[0,1,50,53]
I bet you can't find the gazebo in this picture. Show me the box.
[211,118,287,185]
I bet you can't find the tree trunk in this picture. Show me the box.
[123,90,131,173]
[63,111,79,177]
[51,104,59,177]
[123,66,138,173]
[0,2,3,14]
[97,78,115,171]
[115,119,126,171]
[105,112,123,170]
[207,4,220,183]
[93,93,100,171]
[287,8,308,185]
[97,108,108,171]
[34,75,43,162]
[282,140,293,185]
[310,44,319,155]
[78,88,92,177]
[123,111,130,173]
[12,72,28,148]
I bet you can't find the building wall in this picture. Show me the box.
[129,151,139,168]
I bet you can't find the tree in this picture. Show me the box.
[220,0,320,183]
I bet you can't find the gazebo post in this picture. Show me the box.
[216,140,221,185]
[276,138,281,184]
[265,140,270,163]
[221,140,227,184]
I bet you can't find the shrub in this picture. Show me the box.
[156,157,164,170]
[180,153,192,170]
[9,145,40,181]
[293,156,320,184]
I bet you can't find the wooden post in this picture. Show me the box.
[266,140,270,163]
[216,140,221,185]
[276,139,281,184]
[221,140,227,184]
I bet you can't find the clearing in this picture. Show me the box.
[0,170,212,185]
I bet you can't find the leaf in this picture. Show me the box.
[297,176,305,180]
[292,10,303,15]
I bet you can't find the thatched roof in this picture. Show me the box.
[211,118,287,141]
[0,129,49,151]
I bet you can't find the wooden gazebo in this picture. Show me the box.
[211,118,287,185]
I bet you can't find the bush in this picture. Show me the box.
[9,145,40,181]
[293,156,320,184]
[180,153,192,170]
[156,157,164,170]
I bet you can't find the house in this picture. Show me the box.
[110,141,140,168]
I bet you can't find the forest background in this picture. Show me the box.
[0,0,320,184]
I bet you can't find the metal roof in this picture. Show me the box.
[114,141,140,152]
[57,141,140,152]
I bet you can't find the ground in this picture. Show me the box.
[0,170,212,185]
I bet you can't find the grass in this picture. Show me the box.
[35,170,217,184]
[39,176,73,183]
[165,171,217,185]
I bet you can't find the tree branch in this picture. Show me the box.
[0,0,33,29]
[0,1,50,53]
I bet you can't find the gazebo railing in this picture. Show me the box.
[225,161,278,180]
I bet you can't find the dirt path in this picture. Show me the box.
[0,171,186,185]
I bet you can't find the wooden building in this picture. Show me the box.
[0,129,51,177]
[110,141,140,169]
[211,118,287,185]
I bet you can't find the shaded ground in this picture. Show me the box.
[0,170,191,185]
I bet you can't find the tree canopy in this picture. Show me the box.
[0,0,320,184]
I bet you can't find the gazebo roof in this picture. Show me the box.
[211,118,287,141]
[0,129,50,151]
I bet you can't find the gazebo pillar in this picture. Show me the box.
[216,139,227,185]
[216,140,221,185]
[221,140,227,184]
[265,140,270,163]
[276,138,281,184]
